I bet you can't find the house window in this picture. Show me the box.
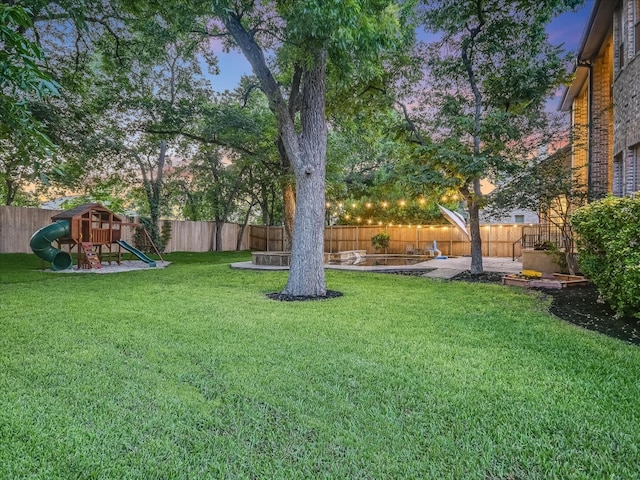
[514,214,525,224]
[613,154,624,197]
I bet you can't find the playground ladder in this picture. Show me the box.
[81,242,102,269]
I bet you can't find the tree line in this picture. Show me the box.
[1,0,585,297]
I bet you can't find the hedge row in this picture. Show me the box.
[572,196,640,318]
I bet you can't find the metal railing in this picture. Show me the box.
[512,224,565,260]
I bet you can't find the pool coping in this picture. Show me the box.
[230,255,524,278]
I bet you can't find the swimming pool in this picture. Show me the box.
[327,254,433,267]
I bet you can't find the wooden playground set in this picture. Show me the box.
[30,203,162,270]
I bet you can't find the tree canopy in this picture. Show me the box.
[0,4,59,205]
[1,0,587,292]
[396,0,584,273]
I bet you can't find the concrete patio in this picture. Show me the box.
[231,255,523,279]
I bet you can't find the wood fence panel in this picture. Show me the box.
[1,206,251,254]
[161,221,250,253]
[164,220,214,252]
[217,223,250,252]
[250,225,284,252]
[1,206,525,256]
[0,206,63,253]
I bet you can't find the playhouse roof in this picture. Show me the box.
[51,203,123,222]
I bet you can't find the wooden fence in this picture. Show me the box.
[0,205,63,253]
[163,220,249,252]
[1,206,525,257]
[0,206,249,254]
[251,224,525,258]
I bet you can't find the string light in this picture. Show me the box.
[327,197,466,226]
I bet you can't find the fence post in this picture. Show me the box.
[330,224,333,253]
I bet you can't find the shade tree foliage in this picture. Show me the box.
[168,0,413,296]
[396,0,584,274]
[3,0,587,297]
[487,147,588,274]
[0,4,59,205]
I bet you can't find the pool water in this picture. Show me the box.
[328,255,432,267]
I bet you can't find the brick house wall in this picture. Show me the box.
[571,84,589,189]
[589,37,614,199]
[613,0,640,195]
[562,0,640,199]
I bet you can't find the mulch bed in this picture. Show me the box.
[266,290,344,302]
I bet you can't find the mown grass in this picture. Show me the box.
[1,251,639,479]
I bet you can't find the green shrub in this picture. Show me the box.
[371,231,390,250]
[160,220,172,253]
[572,196,640,318]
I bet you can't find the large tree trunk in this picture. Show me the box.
[468,199,483,275]
[464,179,484,275]
[214,218,224,252]
[281,50,327,296]
[224,14,328,297]
[139,140,166,248]
[461,26,485,275]
[276,137,296,251]
[282,182,296,251]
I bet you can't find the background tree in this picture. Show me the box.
[487,147,588,274]
[191,0,412,297]
[398,0,584,274]
[0,4,59,205]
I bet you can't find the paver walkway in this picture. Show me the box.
[421,256,522,279]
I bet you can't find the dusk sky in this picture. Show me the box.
[210,1,595,99]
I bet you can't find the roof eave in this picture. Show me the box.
[557,0,614,111]
[559,66,590,112]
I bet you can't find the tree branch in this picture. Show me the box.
[396,100,426,146]
[144,127,256,156]
[221,12,300,169]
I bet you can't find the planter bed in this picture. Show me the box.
[502,273,589,289]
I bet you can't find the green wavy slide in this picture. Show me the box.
[29,220,73,271]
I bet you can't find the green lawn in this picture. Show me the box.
[1,252,639,479]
